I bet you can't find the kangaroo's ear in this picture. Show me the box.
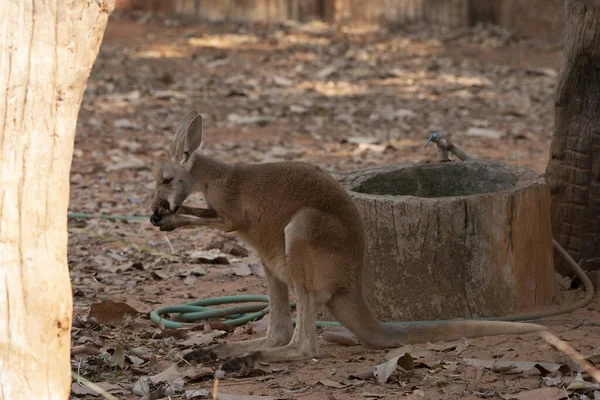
[169,110,199,160]
[181,113,203,164]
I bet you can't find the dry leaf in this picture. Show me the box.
[464,358,566,374]
[226,113,276,126]
[251,317,269,332]
[189,249,230,264]
[106,156,146,171]
[131,364,187,398]
[475,366,486,383]
[566,372,600,391]
[131,346,153,360]
[113,118,139,130]
[343,136,380,145]
[373,356,402,383]
[165,378,185,396]
[361,393,386,398]
[319,379,350,388]
[316,65,338,79]
[204,321,235,333]
[281,386,311,394]
[180,330,225,348]
[397,353,415,371]
[271,75,293,87]
[185,389,210,399]
[88,300,139,326]
[149,363,181,384]
[473,390,496,398]
[454,338,471,355]
[152,89,187,100]
[350,365,375,380]
[132,377,152,397]
[133,375,184,399]
[151,270,171,280]
[221,262,253,277]
[222,242,249,257]
[212,393,276,400]
[249,262,265,277]
[239,364,288,378]
[188,266,208,276]
[386,345,433,360]
[144,328,189,340]
[109,343,125,369]
[541,375,563,387]
[125,354,146,366]
[181,365,214,382]
[71,381,123,397]
[500,387,566,400]
[427,340,467,352]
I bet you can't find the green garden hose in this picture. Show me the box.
[149,238,595,330]
[68,212,146,221]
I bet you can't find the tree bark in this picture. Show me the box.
[546,0,600,273]
[0,1,114,398]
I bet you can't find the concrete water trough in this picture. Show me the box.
[336,160,556,321]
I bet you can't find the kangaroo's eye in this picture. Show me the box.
[162,177,174,184]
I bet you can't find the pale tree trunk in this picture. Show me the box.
[0,1,114,399]
[546,0,600,273]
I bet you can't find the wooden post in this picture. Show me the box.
[0,1,114,398]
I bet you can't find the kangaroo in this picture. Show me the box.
[149,110,546,369]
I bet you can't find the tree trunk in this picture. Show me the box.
[337,161,555,321]
[0,1,114,398]
[546,0,600,273]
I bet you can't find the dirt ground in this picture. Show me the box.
[68,10,600,400]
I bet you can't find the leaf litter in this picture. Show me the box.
[67,9,600,400]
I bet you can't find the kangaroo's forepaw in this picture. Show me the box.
[220,352,260,372]
[183,348,219,363]
[156,215,180,231]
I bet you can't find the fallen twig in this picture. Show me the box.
[213,378,220,400]
[164,234,176,253]
[540,330,600,383]
[71,371,119,400]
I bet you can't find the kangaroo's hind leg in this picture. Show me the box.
[220,208,341,370]
[184,260,293,363]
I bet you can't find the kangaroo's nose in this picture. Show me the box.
[150,213,160,226]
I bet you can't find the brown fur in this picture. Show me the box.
[150,110,546,367]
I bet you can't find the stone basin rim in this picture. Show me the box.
[339,160,546,201]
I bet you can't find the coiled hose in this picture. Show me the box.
[147,238,594,329]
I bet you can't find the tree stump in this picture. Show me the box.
[337,160,556,321]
